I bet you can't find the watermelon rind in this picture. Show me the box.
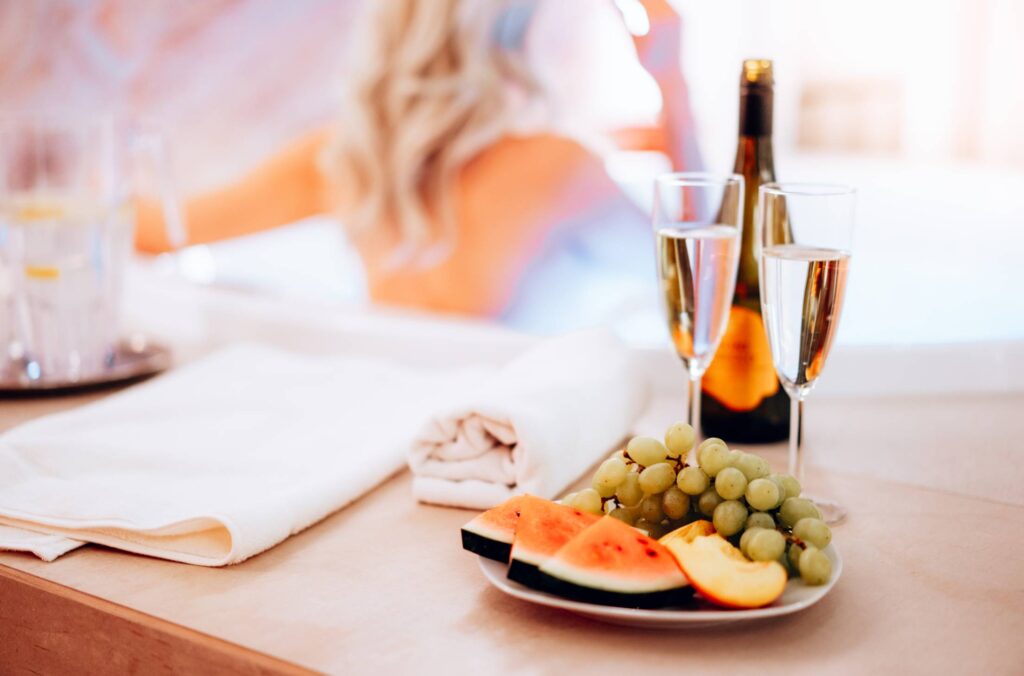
[507,498,599,590]
[461,521,512,563]
[534,516,694,608]
[534,571,695,609]
[540,556,689,594]
[507,558,546,590]
[460,495,529,562]
[508,537,556,589]
[537,555,694,609]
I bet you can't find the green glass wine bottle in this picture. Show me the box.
[700,59,790,443]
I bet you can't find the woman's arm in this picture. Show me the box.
[135,128,332,253]
[619,0,702,171]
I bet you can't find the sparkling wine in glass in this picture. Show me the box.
[758,183,855,523]
[653,173,744,444]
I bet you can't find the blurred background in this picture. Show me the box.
[3,0,1022,348]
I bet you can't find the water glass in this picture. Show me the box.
[0,114,180,385]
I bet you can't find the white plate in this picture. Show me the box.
[478,543,842,629]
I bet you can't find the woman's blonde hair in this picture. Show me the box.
[325,0,542,263]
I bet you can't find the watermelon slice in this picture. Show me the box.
[507,496,600,589]
[461,494,531,562]
[537,516,693,609]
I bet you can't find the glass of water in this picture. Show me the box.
[653,173,744,442]
[0,113,181,385]
[758,182,855,523]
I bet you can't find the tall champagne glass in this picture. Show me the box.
[653,173,744,444]
[758,183,855,523]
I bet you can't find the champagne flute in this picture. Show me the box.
[758,182,855,523]
[653,173,744,445]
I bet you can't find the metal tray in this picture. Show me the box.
[0,338,172,397]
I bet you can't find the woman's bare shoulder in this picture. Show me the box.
[459,133,616,204]
[467,133,599,171]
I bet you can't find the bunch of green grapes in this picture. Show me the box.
[561,423,834,586]
[561,422,697,539]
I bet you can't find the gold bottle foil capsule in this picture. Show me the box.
[742,58,774,86]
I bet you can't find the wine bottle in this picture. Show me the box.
[700,59,790,443]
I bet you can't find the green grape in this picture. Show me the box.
[592,457,628,498]
[712,499,748,537]
[697,489,723,517]
[787,543,803,570]
[733,453,771,481]
[609,507,636,525]
[779,497,822,527]
[559,491,578,506]
[793,518,832,549]
[798,546,832,585]
[626,436,669,467]
[696,437,726,461]
[571,488,603,514]
[714,467,748,500]
[638,463,676,494]
[772,473,802,501]
[739,527,765,557]
[661,486,690,520]
[696,438,731,476]
[615,472,643,508]
[640,494,665,522]
[634,519,666,539]
[748,529,786,562]
[746,511,776,531]
[664,422,696,458]
[676,466,709,495]
[745,478,781,511]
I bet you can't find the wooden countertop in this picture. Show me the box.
[2,386,1023,674]
[2,275,1022,673]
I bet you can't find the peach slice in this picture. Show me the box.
[662,534,787,609]
[659,519,716,547]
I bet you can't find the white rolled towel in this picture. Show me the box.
[409,330,649,509]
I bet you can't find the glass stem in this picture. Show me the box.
[688,373,702,443]
[788,395,804,481]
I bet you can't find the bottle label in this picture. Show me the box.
[702,306,779,411]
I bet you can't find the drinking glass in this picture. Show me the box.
[653,173,744,443]
[758,182,855,523]
[0,113,182,385]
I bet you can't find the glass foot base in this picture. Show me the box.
[804,495,847,525]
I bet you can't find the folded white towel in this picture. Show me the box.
[0,525,83,562]
[0,344,482,565]
[409,330,649,509]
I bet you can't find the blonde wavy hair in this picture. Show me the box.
[325,0,543,263]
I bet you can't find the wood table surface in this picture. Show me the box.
[2,383,1023,675]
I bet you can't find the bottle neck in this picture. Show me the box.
[734,85,774,178]
[733,136,775,177]
[733,111,775,306]
[738,87,773,137]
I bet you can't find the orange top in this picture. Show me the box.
[359,135,614,316]
[136,132,613,317]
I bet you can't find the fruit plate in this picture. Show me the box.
[477,543,842,629]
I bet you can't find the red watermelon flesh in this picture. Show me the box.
[537,516,693,608]
[461,494,531,562]
[507,496,600,589]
